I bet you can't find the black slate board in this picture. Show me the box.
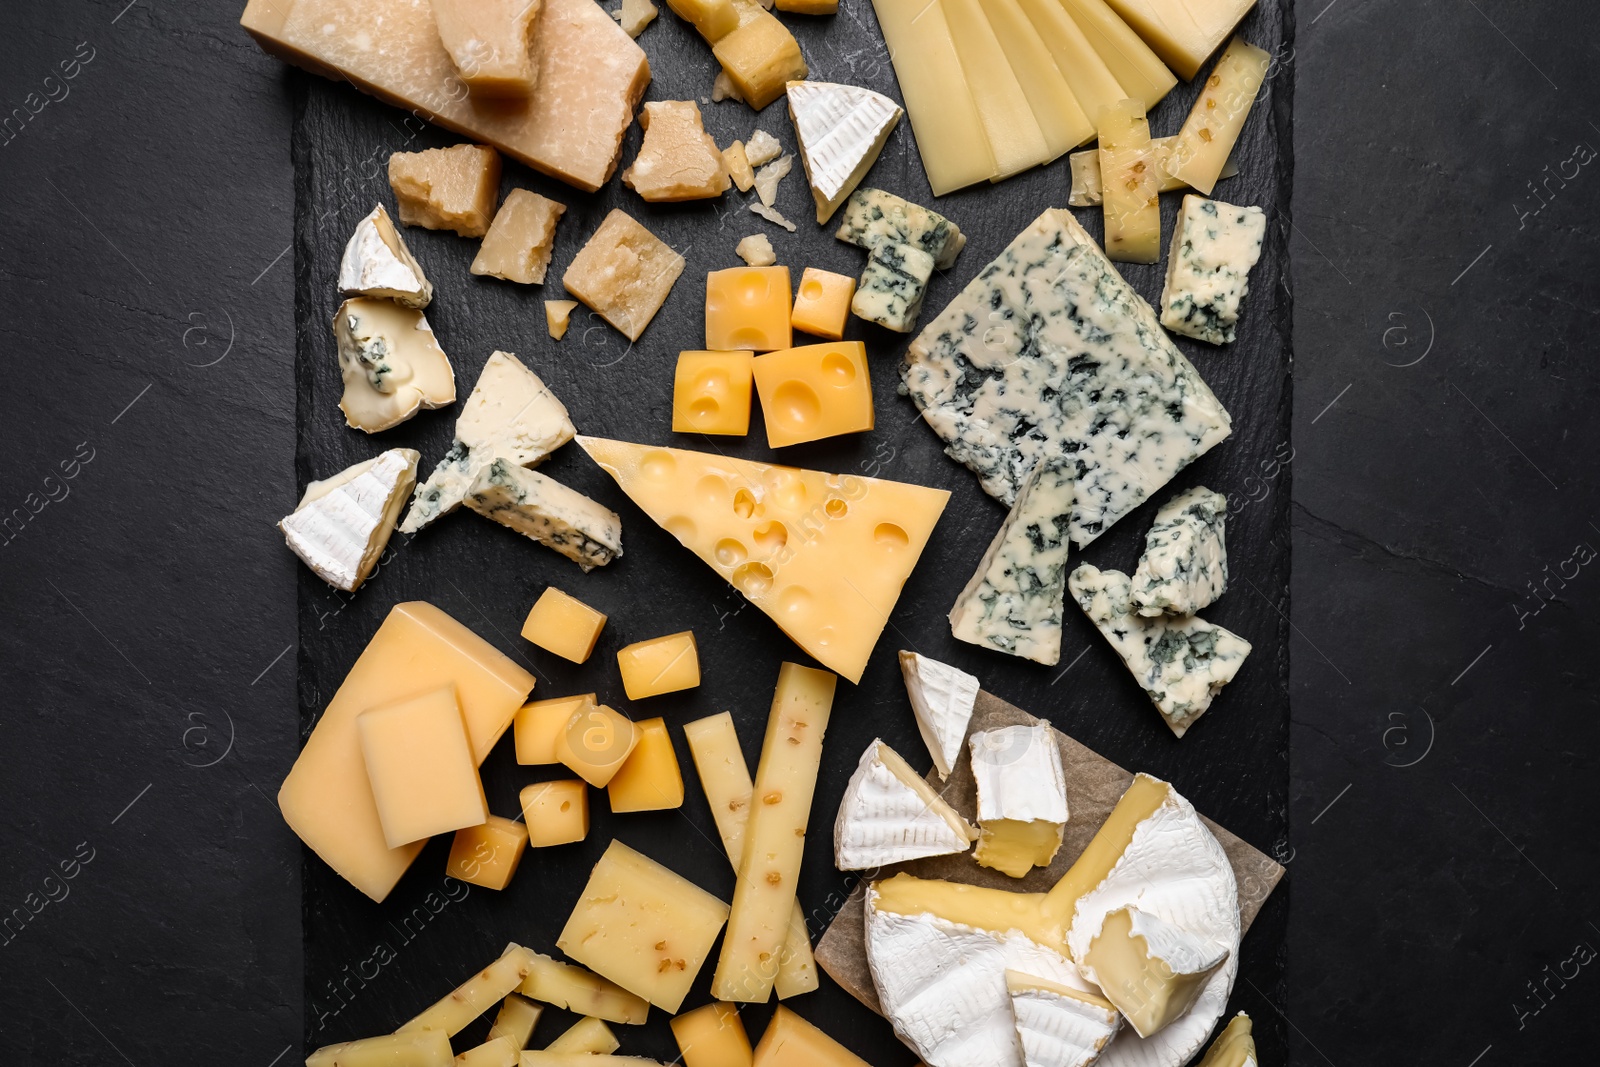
[290,1,1292,1060]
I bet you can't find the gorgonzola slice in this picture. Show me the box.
[1131,485,1228,616]
[835,187,964,268]
[1159,196,1266,346]
[465,460,622,571]
[851,242,935,333]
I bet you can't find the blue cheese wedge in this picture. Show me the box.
[402,351,576,534]
[949,456,1074,665]
[1159,196,1267,346]
[1132,486,1228,616]
[465,459,622,571]
[333,298,457,433]
[852,241,935,333]
[902,208,1231,546]
[279,448,419,592]
[338,204,432,308]
[835,186,964,268]
[1069,564,1250,737]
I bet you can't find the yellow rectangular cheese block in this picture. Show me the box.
[516,695,596,764]
[558,840,731,1011]
[1102,0,1256,80]
[673,350,756,436]
[358,685,488,848]
[671,1002,754,1067]
[789,268,855,341]
[523,588,607,664]
[1163,36,1271,196]
[711,664,836,1002]
[389,144,502,238]
[446,815,530,890]
[487,993,543,1048]
[752,342,874,448]
[278,602,534,902]
[519,953,651,1024]
[978,0,1095,158]
[457,1038,520,1067]
[751,1006,870,1067]
[306,1031,453,1067]
[544,1017,620,1054]
[941,0,1050,180]
[519,779,590,846]
[711,2,808,110]
[472,189,568,284]
[616,631,701,698]
[563,209,685,341]
[705,266,793,352]
[1059,0,1177,110]
[607,717,686,812]
[1097,98,1162,264]
[555,703,640,786]
[240,0,650,193]
[400,943,540,1036]
[1016,0,1125,134]
[430,0,541,97]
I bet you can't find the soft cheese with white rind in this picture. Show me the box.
[902,209,1231,546]
[1005,970,1120,1067]
[402,351,576,534]
[898,650,979,779]
[333,298,457,433]
[833,739,977,870]
[280,448,419,592]
[969,723,1069,876]
[1070,564,1249,737]
[465,460,622,571]
[1159,196,1267,346]
[1084,906,1228,1038]
[338,204,432,307]
[1131,486,1228,616]
[785,80,903,224]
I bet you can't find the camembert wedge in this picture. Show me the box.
[969,724,1068,877]
[785,80,902,224]
[833,739,977,870]
[338,204,432,307]
[1082,906,1228,1038]
[1005,970,1120,1067]
[279,448,418,592]
[898,650,979,780]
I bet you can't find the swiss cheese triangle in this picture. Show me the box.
[786,81,903,224]
[577,437,949,682]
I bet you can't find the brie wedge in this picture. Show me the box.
[279,448,419,591]
[1131,486,1228,617]
[1005,970,1121,1067]
[401,351,575,534]
[337,204,432,308]
[333,298,456,433]
[898,650,979,779]
[1195,1012,1256,1067]
[786,80,903,224]
[465,459,622,571]
[833,739,977,870]
[969,724,1069,877]
[1082,906,1228,1039]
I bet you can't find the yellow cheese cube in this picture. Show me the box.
[519,952,651,1024]
[563,209,686,341]
[671,1002,753,1067]
[751,1006,869,1067]
[306,1031,452,1067]
[557,840,731,1011]
[616,631,701,698]
[516,694,596,764]
[357,686,487,849]
[545,1016,620,1054]
[673,350,756,436]
[486,993,543,1048]
[446,815,530,889]
[705,266,793,352]
[607,718,686,812]
[789,268,855,340]
[668,0,740,40]
[388,144,502,238]
[711,6,807,111]
[400,943,540,1035]
[523,587,608,663]
[752,342,873,448]
[555,703,641,786]
[519,779,590,846]
[472,189,568,284]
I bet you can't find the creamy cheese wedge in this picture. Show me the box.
[280,448,419,591]
[969,724,1069,877]
[333,298,457,433]
[1131,486,1228,616]
[1195,1012,1256,1067]
[1083,906,1228,1039]
[898,650,979,779]
[338,204,432,307]
[465,460,622,571]
[1005,970,1121,1067]
[833,739,977,870]
[786,80,902,224]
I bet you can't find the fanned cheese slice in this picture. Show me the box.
[969,724,1069,877]
[1005,970,1120,1067]
[280,448,419,592]
[338,204,432,307]
[577,437,949,682]
[1195,1013,1256,1067]
[1083,907,1227,1039]
[786,80,903,224]
[898,650,979,779]
[833,739,977,870]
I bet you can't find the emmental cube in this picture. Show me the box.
[555,703,640,786]
[564,210,686,341]
[357,686,487,848]
[616,631,701,698]
[519,780,590,846]
[446,815,530,889]
[789,268,855,340]
[516,694,596,764]
[607,717,685,812]
[557,840,731,1011]
[523,587,608,663]
[389,144,503,238]
[671,1002,753,1067]
[752,342,873,447]
[673,351,755,435]
[705,266,792,351]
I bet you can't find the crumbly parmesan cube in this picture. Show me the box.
[389,144,502,237]
[431,0,541,97]
[615,0,659,36]
[743,128,782,166]
[711,5,807,110]
[546,300,579,340]
[472,189,567,284]
[563,210,686,340]
[623,101,730,201]
[736,234,777,266]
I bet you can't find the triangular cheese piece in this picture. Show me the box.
[1082,906,1229,1038]
[338,205,432,308]
[898,650,978,779]
[833,739,976,870]
[280,448,420,592]
[786,81,903,224]
[1196,1013,1257,1067]
[1004,970,1120,1067]
[577,437,949,682]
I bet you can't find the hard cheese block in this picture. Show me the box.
[751,342,874,448]
[357,686,487,848]
[430,0,542,96]
[278,602,534,902]
[564,210,685,341]
[240,0,650,192]
[577,438,949,683]
[671,1002,753,1067]
[752,1007,872,1067]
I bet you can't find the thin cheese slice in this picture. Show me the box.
[1097,99,1161,264]
[399,943,539,1035]
[1059,0,1176,110]
[978,0,1094,158]
[941,0,1050,180]
[519,953,650,1024]
[1016,0,1125,133]
[1067,136,1239,206]
[1164,36,1271,196]
[1102,0,1256,80]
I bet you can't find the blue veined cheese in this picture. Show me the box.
[1159,196,1266,345]
[835,187,965,268]
[949,455,1074,665]
[1132,485,1228,617]
[333,298,457,433]
[465,459,622,571]
[902,208,1231,546]
[852,242,935,333]
[1069,564,1249,738]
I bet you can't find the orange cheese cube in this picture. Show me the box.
[515,694,596,765]
[446,815,530,890]
[522,587,607,663]
[789,268,856,340]
[617,631,701,698]
[706,267,792,352]
[752,1006,871,1067]
[357,686,487,848]
[556,703,640,786]
[607,718,686,812]
[672,1002,754,1067]
[519,779,590,847]
[752,342,874,447]
[673,350,755,435]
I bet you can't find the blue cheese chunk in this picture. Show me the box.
[902,208,1232,546]
[1069,564,1250,738]
[852,242,935,333]
[1132,486,1228,616]
[1159,196,1267,345]
[835,187,964,268]
[949,456,1074,665]
[465,460,622,571]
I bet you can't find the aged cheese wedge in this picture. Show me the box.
[306,1031,452,1067]
[577,438,949,682]
[563,210,685,340]
[969,723,1069,877]
[978,0,1094,158]
[389,144,502,238]
[399,943,539,1035]
[1196,1013,1256,1067]
[465,460,623,571]
[785,81,902,224]
[941,0,1050,180]
[1016,0,1125,136]
[1164,37,1271,196]
[1102,0,1256,80]
[712,0,808,110]
[446,815,530,890]
[1059,0,1176,110]
[1159,196,1266,345]
[431,0,542,97]
[1069,564,1250,737]
[607,717,685,812]
[520,952,650,1024]
[545,1017,620,1054]
[1067,137,1239,206]
[833,738,977,869]
[1097,99,1161,264]
[1005,970,1120,1067]
[670,1002,753,1067]
[1131,486,1228,616]
[751,342,874,447]
[623,100,732,200]
[752,1007,870,1067]
[472,190,568,284]
[358,686,488,848]
[240,0,649,193]
[1083,906,1227,1038]
[339,204,432,307]
[333,298,456,433]
[487,993,543,1048]
[280,447,418,592]
[899,650,979,779]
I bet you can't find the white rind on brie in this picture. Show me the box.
[1005,970,1121,1067]
[898,650,980,780]
[337,204,433,308]
[279,448,419,592]
[834,739,976,870]
[970,725,1069,825]
[786,80,903,224]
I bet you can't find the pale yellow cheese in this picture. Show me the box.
[1097,99,1161,264]
[723,141,757,192]
[240,0,650,193]
[975,818,1064,879]
[333,298,456,434]
[869,0,997,193]
[555,702,640,786]
[278,602,534,902]
[711,1,808,110]
[870,872,1061,949]
[978,0,1095,157]
[559,840,730,1011]
[523,588,607,663]
[515,695,596,764]
[607,717,686,812]
[670,1002,753,1067]
[1016,0,1125,136]
[1042,772,1171,927]
[473,190,568,284]
[1059,0,1176,110]
[388,144,502,238]
[616,631,701,698]
[306,1031,452,1067]
[446,815,530,889]
[401,944,540,1036]
[673,350,756,436]
[545,300,579,340]
[705,266,793,352]
[624,101,731,201]
[1102,0,1256,80]
[359,686,487,848]
[776,0,836,11]
[544,1016,620,1054]
[711,663,835,1002]
[1196,1012,1256,1067]
[431,0,541,97]
[1083,906,1226,1037]
[457,1038,520,1067]
[563,209,686,341]
[1163,36,1271,196]
[667,0,740,40]
[751,342,874,448]
[519,779,590,846]
[751,1006,870,1067]
[1067,136,1239,206]
[615,0,660,36]
[518,1056,664,1067]
[519,952,651,1024]
[941,0,1050,180]
[789,268,855,341]
[577,438,949,683]
[487,993,544,1049]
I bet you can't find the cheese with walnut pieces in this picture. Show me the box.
[1159,195,1266,345]
[1132,486,1228,616]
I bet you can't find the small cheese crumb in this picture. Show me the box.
[545,299,580,340]
[613,0,658,36]
[744,129,781,167]
[736,234,777,266]
[712,70,744,103]
[753,153,792,207]
[722,141,755,192]
[749,203,796,232]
